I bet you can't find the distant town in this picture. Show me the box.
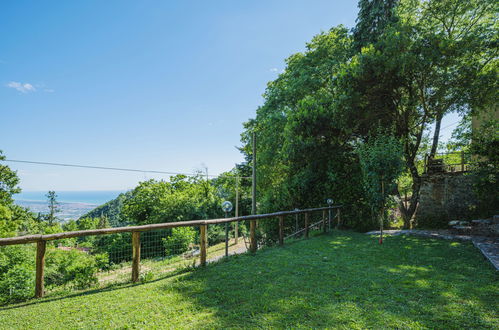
[15,200,97,221]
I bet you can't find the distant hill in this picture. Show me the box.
[79,191,132,227]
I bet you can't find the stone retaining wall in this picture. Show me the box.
[416,172,477,228]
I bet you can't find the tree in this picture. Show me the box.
[0,150,35,237]
[0,151,20,206]
[45,191,60,225]
[357,134,405,237]
[337,0,497,227]
[240,27,376,232]
[239,0,497,232]
[469,118,499,217]
[353,0,399,50]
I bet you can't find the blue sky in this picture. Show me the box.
[1,1,459,192]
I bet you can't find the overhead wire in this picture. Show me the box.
[1,159,251,179]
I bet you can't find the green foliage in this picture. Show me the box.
[1,234,497,328]
[45,249,104,289]
[80,191,133,227]
[0,265,35,304]
[162,227,196,256]
[353,0,399,50]
[122,176,224,225]
[241,27,374,233]
[94,233,132,264]
[45,191,60,225]
[357,134,405,210]
[240,0,497,232]
[0,151,21,206]
[470,119,499,217]
[0,151,39,238]
[121,175,231,246]
[0,245,35,304]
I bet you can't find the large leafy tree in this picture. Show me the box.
[353,0,399,50]
[357,133,405,238]
[241,27,375,232]
[0,151,40,237]
[240,0,497,231]
[0,151,20,206]
[338,0,497,227]
[122,175,224,225]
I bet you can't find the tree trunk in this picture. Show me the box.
[398,156,422,229]
[430,112,443,159]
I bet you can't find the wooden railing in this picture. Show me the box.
[0,206,342,298]
[423,151,472,174]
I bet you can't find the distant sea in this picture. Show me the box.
[14,190,125,221]
[15,191,125,205]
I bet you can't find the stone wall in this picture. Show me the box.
[416,172,477,228]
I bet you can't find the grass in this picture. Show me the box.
[93,238,247,287]
[0,231,497,329]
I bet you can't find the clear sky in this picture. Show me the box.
[1,1,459,192]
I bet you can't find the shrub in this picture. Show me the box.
[0,245,35,304]
[470,119,499,217]
[357,134,405,230]
[162,227,195,256]
[45,249,101,289]
[0,264,35,304]
[207,224,226,244]
[94,233,132,264]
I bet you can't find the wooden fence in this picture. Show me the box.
[424,151,472,174]
[0,206,342,298]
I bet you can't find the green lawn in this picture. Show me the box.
[1,231,497,329]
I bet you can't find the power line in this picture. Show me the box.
[2,159,219,177]
[1,159,252,179]
[439,120,461,132]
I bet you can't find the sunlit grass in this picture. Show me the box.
[0,231,497,329]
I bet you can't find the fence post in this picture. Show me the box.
[225,221,229,257]
[461,151,465,172]
[322,210,327,233]
[250,220,257,253]
[295,211,299,233]
[278,216,284,245]
[35,240,46,298]
[200,224,207,266]
[304,213,309,238]
[132,232,141,283]
[328,208,332,232]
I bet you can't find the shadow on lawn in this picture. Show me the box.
[0,266,190,311]
[1,232,496,328]
[161,232,498,328]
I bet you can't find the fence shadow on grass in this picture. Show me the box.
[161,232,498,328]
[0,266,191,312]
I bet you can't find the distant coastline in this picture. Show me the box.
[14,190,125,205]
[14,190,126,221]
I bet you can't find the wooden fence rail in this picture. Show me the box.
[0,205,342,298]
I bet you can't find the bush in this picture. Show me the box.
[162,227,195,256]
[0,264,35,304]
[0,245,35,304]
[45,249,102,289]
[469,119,498,218]
[94,233,132,264]
[207,224,226,244]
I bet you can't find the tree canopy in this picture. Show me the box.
[240,0,498,231]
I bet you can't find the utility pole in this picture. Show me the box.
[235,173,239,244]
[251,131,257,215]
[203,165,209,199]
[250,131,257,253]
